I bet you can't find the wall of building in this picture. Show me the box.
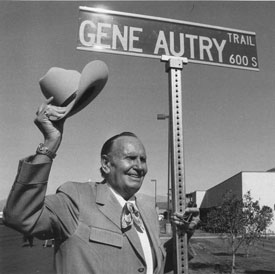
[190,190,206,208]
[242,172,275,233]
[200,172,243,208]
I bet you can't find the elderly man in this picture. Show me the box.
[3,98,199,274]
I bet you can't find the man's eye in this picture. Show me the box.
[127,156,136,160]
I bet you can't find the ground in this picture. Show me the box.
[1,222,275,274]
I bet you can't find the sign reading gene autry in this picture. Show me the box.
[78,6,259,71]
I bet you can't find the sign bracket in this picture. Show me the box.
[161,55,189,273]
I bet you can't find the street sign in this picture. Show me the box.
[78,6,259,71]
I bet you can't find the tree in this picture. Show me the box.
[206,190,273,274]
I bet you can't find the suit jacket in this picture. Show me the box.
[3,157,167,274]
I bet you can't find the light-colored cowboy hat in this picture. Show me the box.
[39,60,108,120]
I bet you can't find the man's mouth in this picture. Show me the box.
[128,173,142,179]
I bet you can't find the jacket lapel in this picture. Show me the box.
[124,225,146,265]
[95,183,146,265]
[95,182,121,229]
[137,197,163,273]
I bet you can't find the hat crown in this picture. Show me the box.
[39,68,80,106]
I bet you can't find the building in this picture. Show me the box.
[187,190,206,208]
[189,171,275,233]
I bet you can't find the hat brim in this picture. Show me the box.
[67,60,109,118]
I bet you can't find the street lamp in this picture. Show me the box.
[157,113,171,220]
[157,114,169,120]
[151,179,157,208]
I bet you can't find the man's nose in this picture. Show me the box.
[133,158,145,170]
[133,159,142,169]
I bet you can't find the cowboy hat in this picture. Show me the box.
[39,60,108,120]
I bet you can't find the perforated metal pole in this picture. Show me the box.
[161,55,188,274]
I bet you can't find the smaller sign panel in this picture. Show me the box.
[77,7,259,71]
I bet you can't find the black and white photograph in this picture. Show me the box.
[0,1,275,274]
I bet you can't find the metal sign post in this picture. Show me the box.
[161,55,188,273]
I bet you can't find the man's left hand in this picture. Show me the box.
[170,208,200,234]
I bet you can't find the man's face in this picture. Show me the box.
[103,136,148,200]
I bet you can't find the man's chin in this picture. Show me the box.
[126,179,143,191]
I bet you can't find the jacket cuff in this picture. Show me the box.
[16,155,53,184]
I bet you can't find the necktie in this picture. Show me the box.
[121,202,145,232]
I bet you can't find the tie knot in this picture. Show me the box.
[125,202,139,215]
[121,202,144,232]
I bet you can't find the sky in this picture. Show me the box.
[1,1,275,201]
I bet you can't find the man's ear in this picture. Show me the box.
[101,155,111,174]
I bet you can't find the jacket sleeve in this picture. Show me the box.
[3,156,79,241]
